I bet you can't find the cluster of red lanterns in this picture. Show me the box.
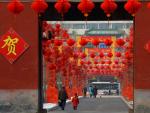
[5,0,146,17]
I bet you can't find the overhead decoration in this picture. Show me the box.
[90,53,95,58]
[80,53,87,59]
[79,38,88,46]
[78,0,95,17]
[99,52,104,58]
[116,38,125,47]
[7,0,24,15]
[54,39,63,46]
[31,0,48,13]
[107,52,113,58]
[67,38,76,46]
[92,39,100,46]
[147,2,150,9]
[54,0,71,18]
[124,0,142,17]
[104,39,113,46]
[116,52,122,57]
[144,41,150,53]
[100,0,118,17]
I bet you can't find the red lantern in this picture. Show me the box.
[100,0,117,17]
[94,61,98,64]
[54,39,63,46]
[147,2,150,9]
[92,39,100,46]
[107,60,112,64]
[144,41,150,53]
[90,53,95,58]
[99,52,104,58]
[7,0,24,15]
[78,0,95,17]
[87,61,91,65]
[116,52,122,57]
[125,51,132,60]
[80,53,87,59]
[79,38,88,46]
[114,60,119,64]
[67,38,75,46]
[107,52,113,58]
[80,60,84,65]
[31,0,48,13]
[124,0,142,17]
[48,63,56,70]
[101,60,105,64]
[116,38,125,46]
[54,0,71,16]
[104,39,113,46]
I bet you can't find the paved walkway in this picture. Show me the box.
[49,97,129,113]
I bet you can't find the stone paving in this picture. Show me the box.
[49,97,129,113]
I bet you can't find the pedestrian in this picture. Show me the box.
[93,86,98,98]
[89,86,94,98]
[83,87,87,97]
[58,86,68,110]
[71,93,79,110]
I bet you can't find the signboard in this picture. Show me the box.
[0,28,29,64]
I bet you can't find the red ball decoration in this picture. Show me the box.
[114,60,119,64]
[104,39,113,46]
[116,38,125,47]
[116,52,122,57]
[78,0,95,17]
[7,0,24,15]
[107,52,113,58]
[79,38,88,46]
[31,0,48,13]
[80,60,84,65]
[67,38,75,46]
[94,61,98,65]
[54,0,71,16]
[124,0,142,17]
[125,51,133,60]
[107,60,112,64]
[147,2,150,9]
[92,39,100,46]
[101,60,105,64]
[144,41,150,53]
[54,39,63,46]
[90,53,95,58]
[87,61,91,65]
[100,0,117,17]
[99,52,104,58]
[80,53,87,59]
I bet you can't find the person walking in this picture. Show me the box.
[58,86,68,110]
[89,86,94,98]
[71,93,79,110]
[93,86,98,98]
[83,87,87,97]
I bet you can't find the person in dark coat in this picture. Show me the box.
[83,87,87,97]
[58,86,68,110]
[93,86,98,98]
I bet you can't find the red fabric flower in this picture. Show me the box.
[7,0,24,14]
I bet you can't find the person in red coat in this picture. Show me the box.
[71,93,79,110]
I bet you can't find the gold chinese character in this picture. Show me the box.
[1,36,19,55]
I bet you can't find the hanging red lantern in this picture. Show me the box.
[122,59,127,64]
[31,0,48,13]
[144,41,150,53]
[78,0,95,17]
[116,38,125,47]
[7,0,24,15]
[99,52,104,58]
[87,61,91,65]
[92,39,100,46]
[147,2,150,9]
[54,0,71,16]
[100,0,117,17]
[114,60,119,64]
[107,52,113,58]
[80,60,84,65]
[116,52,122,57]
[104,39,113,46]
[67,38,75,46]
[54,39,63,46]
[94,61,98,65]
[80,53,87,59]
[90,53,95,58]
[125,51,133,60]
[79,38,88,46]
[101,60,105,64]
[124,0,142,17]
[107,60,112,64]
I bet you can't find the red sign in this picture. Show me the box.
[0,28,29,64]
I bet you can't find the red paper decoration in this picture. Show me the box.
[78,0,95,17]
[116,38,125,46]
[107,52,113,58]
[99,52,104,58]
[79,38,88,46]
[90,53,95,58]
[124,0,142,17]
[31,0,48,13]
[54,39,63,46]
[67,38,75,46]
[100,0,117,17]
[116,52,122,57]
[104,39,113,46]
[54,0,71,16]
[7,0,24,14]
[92,39,100,46]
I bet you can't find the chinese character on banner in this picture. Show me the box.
[0,28,29,64]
